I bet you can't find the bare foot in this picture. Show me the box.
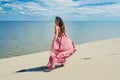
[61,64,65,67]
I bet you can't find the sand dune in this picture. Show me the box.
[0,38,120,80]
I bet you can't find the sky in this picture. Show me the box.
[0,0,120,21]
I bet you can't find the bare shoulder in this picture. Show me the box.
[55,25,60,31]
[55,25,59,29]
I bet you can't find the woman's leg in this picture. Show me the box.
[47,54,57,70]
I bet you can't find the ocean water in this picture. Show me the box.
[0,21,120,59]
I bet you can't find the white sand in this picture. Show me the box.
[0,38,120,80]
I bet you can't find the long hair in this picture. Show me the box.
[55,16,66,37]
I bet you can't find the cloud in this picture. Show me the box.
[22,2,50,16]
[0,7,3,10]
[72,2,120,21]
[23,2,41,11]
[78,2,117,7]
[0,0,120,21]
[19,11,25,15]
[0,1,48,15]
[2,3,23,10]
[0,0,10,2]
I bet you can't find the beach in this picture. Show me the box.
[0,38,120,80]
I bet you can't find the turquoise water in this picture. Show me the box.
[0,21,120,59]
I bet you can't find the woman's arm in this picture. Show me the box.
[53,26,59,41]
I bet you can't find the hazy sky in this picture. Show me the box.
[0,0,120,21]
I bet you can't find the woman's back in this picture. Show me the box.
[55,26,68,37]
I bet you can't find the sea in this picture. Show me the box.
[0,21,120,59]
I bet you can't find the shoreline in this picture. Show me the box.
[0,37,120,80]
[0,37,120,60]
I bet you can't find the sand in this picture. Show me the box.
[0,38,120,80]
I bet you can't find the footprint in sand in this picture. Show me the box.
[80,57,91,60]
[106,53,119,55]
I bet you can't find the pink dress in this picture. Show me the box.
[47,35,76,69]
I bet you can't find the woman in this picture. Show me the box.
[46,16,76,71]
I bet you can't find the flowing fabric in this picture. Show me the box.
[47,35,76,69]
